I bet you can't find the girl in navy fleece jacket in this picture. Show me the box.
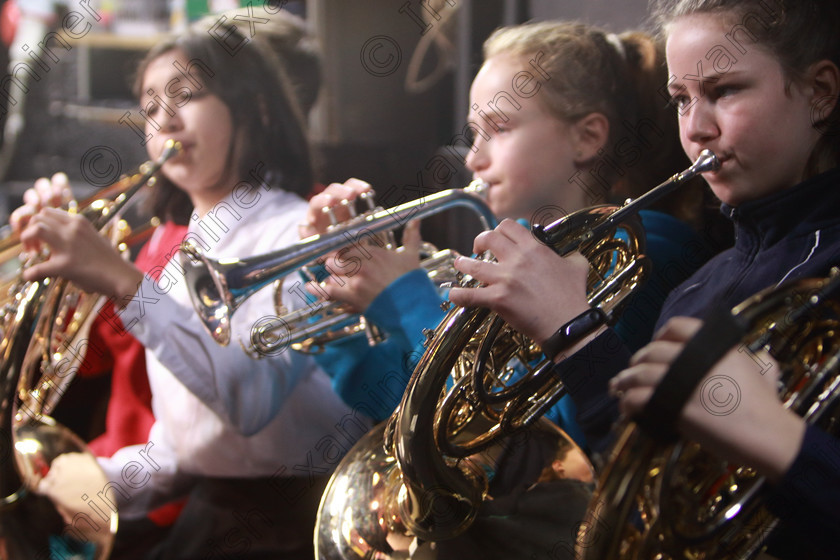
[450,1,840,557]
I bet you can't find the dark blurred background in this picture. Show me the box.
[0,0,654,251]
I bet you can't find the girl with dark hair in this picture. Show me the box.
[451,1,840,557]
[135,21,314,225]
[12,21,360,560]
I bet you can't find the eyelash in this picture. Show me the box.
[668,94,690,111]
[667,83,741,111]
[712,85,739,98]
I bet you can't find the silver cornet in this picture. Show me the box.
[180,180,496,354]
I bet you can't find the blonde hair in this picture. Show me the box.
[482,21,702,224]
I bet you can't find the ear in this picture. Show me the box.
[807,59,840,119]
[569,112,610,165]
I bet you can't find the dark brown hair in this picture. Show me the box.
[196,9,322,117]
[133,21,313,224]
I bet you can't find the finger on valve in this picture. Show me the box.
[34,172,74,209]
[300,179,374,237]
[399,219,422,254]
[12,174,74,234]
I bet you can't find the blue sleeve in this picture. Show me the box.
[539,394,587,450]
[313,268,447,421]
[314,257,593,450]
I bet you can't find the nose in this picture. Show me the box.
[151,102,183,134]
[682,98,719,145]
[465,130,489,174]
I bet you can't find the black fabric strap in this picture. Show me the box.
[634,306,750,441]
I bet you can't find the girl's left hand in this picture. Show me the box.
[610,316,806,482]
[448,219,593,351]
[20,208,143,301]
[308,219,423,313]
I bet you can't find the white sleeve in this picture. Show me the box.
[96,422,194,520]
[107,271,317,436]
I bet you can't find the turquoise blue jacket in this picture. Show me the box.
[311,210,708,450]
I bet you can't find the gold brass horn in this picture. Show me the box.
[0,140,179,559]
[313,150,720,558]
[180,180,497,354]
[576,269,840,560]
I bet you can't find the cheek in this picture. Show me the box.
[678,119,692,151]
[146,136,165,163]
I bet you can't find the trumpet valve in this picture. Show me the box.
[359,190,376,211]
[322,205,339,228]
[341,198,357,219]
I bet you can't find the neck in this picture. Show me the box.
[191,187,234,218]
[189,172,244,218]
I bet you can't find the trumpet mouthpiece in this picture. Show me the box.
[694,149,721,173]
[161,139,182,161]
[465,179,489,198]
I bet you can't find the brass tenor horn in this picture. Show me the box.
[576,269,840,560]
[180,180,497,353]
[314,150,720,558]
[0,140,179,559]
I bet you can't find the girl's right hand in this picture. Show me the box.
[610,317,805,483]
[19,207,144,302]
[10,173,74,234]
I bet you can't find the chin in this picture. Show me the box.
[709,186,747,208]
[487,199,507,220]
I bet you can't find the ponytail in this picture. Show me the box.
[616,31,703,225]
[483,21,702,224]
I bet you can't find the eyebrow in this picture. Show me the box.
[468,108,513,125]
[713,70,746,80]
[668,68,748,91]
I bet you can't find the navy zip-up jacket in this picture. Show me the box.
[553,166,840,558]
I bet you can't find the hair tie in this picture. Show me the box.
[605,33,627,61]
